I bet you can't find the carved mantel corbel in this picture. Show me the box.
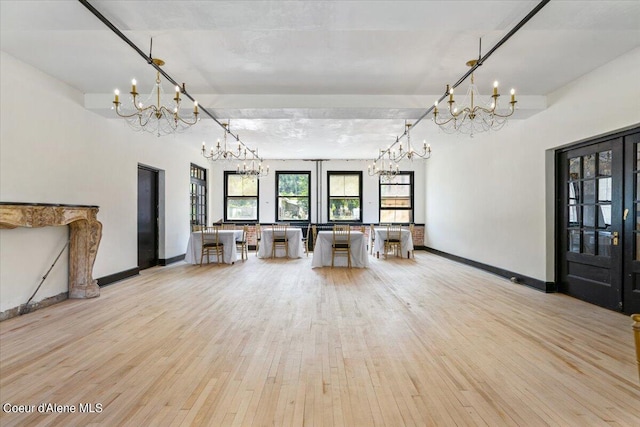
[0,203,102,299]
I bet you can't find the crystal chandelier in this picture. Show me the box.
[113,58,199,137]
[367,156,399,178]
[368,122,430,179]
[392,122,431,161]
[202,121,270,178]
[201,121,250,161]
[433,59,517,136]
[237,154,269,179]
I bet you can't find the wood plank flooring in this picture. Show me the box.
[1,252,639,426]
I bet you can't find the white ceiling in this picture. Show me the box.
[2,1,639,159]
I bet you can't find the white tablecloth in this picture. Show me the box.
[185,230,244,265]
[372,228,414,258]
[311,231,369,268]
[257,228,305,258]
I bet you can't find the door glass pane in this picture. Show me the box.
[598,150,612,176]
[568,229,580,252]
[636,232,640,260]
[598,205,611,228]
[569,182,580,204]
[583,230,595,254]
[568,205,580,226]
[584,154,596,178]
[636,173,640,200]
[636,202,640,231]
[584,205,595,227]
[637,143,640,170]
[583,180,596,203]
[569,157,581,179]
[598,231,611,257]
[598,178,611,202]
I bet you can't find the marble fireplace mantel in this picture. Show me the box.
[0,203,102,299]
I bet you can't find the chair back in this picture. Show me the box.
[255,223,262,238]
[272,223,288,241]
[191,224,204,232]
[333,224,351,245]
[387,224,402,241]
[221,223,236,230]
[201,226,220,245]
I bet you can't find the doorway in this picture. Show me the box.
[556,126,640,314]
[138,165,159,270]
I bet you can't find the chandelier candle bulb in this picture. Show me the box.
[114,89,119,103]
[493,81,499,96]
[194,101,198,114]
[511,89,516,103]
[131,79,137,94]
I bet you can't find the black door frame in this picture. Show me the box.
[138,164,159,270]
[555,125,640,314]
[623,130,640,314]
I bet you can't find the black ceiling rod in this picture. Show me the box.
[377,0,551,161]
[77,0,261,159]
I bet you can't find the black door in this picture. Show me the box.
[138,166,158,270]
[623,131,640,314]
[557,139,624,311]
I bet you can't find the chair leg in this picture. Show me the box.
[348,249,352,268]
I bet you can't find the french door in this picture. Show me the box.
[623,131,640,313]
[557,126,640,314]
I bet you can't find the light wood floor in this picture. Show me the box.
[1,252,639,426]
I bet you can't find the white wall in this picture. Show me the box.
[208,159,426,225]
[0,52,206,312]
[424,48,640,282]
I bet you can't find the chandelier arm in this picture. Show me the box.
[79,0,264,161]
[379,0,551,150]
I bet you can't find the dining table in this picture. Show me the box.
[371,227,414,259]
[184,229,244,265]
[257,227,305,258]
[311,230,370,268]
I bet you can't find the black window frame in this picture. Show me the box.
[327,171,363,223]
[379,171,414,224]
[276,171,311,223]
[190,163,207,227]
[224,171,259,223]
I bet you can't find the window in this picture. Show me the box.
[190,164,207,226]
[224,172,259,221]
[328,171,362,222]
[277,172,310,221]
[379,172,413,223]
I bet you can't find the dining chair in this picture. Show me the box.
[236,225,249,261]
[254,223,262,256]
[191,224,203,232]
[332,224,352,268]
[200,226,224,266]
[302,223,311,256]
[271,224,289,258]
[383,224,402,258]
[369,223,376,254]
[221,223,236,230]
[408,223,415,258]
[311,225,318,250]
